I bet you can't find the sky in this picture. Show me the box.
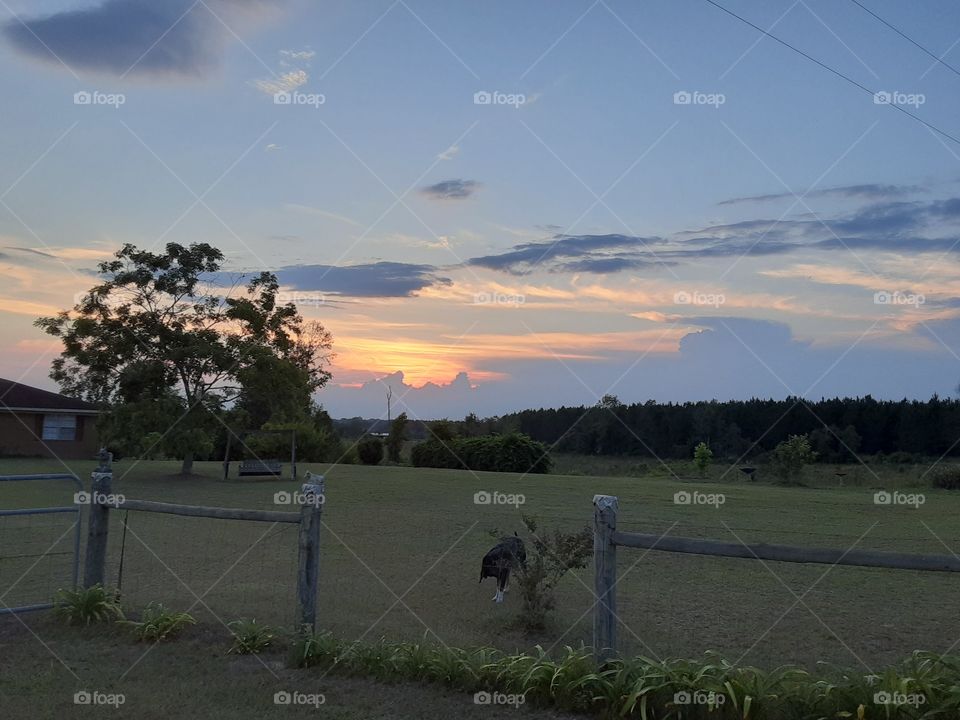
[3,0,960,420]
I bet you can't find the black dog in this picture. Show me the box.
[479,534,526,603]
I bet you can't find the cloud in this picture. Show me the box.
[3,0,280,77]
[276,261,450,297]
[437,145,459,161]
[252,69,308,96]
[420,179,480,200]
[718,183,923,206]
[280,48,315,62]
[468,234,674,275]
[264,143,282,152]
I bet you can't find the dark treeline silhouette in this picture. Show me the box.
[487,395,960,462]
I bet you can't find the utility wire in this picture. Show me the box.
[703,0,960,146]
[848,0,960,79]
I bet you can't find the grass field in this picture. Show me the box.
[3,455,960,678]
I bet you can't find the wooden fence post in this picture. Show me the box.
[593,494,618,662]
[83,448,113,588]
[296,473,325,631]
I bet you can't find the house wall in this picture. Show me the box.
[0,412,99,459]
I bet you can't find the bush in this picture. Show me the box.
[770,434,816,482]
[411,433,551,473]
[931,465,960,490]
[357,436,383,465]
[228,618,276,655]
[53,584,123,626]
[120,603,195,641]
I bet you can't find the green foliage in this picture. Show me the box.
[411,433,552,473]
[227,619,276,655]
[53,584,123,626]
[931,465,960,490]
[386,412,408,463]
[286,633,960,719]
[770,434,817,482]
[512,515,592,632]
[693,441,713,477]
[120,603,195,642]
[357,436,383,465]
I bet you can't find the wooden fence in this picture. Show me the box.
[592,494,960,661]
[84,453,324,630]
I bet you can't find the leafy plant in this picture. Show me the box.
[120,603,195,641]
[227,618,276,655]
[357,436,383,465]
[693,441,713,477]
[770,434,817,482]
[53,584,123,626]
[931,465,960,490]
[386,412,408,463]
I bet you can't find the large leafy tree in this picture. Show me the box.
[36,242,333,473]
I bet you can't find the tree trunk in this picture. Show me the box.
[181,453,194,475]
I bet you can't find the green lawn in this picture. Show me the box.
[2,457,960,675]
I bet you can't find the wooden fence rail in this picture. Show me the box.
[592,494,960,661]
[83,450,324,631]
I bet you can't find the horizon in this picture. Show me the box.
[4,1,960,420]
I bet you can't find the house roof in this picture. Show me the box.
[0,378,99,414]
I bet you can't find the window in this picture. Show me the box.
[42,414,77,441]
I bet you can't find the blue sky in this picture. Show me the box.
[3,0,960,419]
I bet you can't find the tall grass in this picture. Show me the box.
[289,634,960,718]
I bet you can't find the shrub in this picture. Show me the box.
[357,436,383,465]
[693,441,712,477]
[770,434,816,482]
[227,618,276,655]
[386,412,408,463]
[53,584,123,626]
[411,433,551,473]
[932,465,960,490]
[120,603,195,641]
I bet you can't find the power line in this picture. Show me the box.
[848,0,960,79]
[702,0,960,147]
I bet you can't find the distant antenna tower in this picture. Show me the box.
[386,385,393,423]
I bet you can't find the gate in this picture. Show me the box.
[0,473,83,614]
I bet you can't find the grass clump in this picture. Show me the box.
[120,603,195,641]
[227,618,276,655]
[53,584,123,626]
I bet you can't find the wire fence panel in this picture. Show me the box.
[105,509,300,628]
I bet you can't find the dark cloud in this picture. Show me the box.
[468,234,671,275]
[3,0,276,77]
[718,183,923,206]
[3,246,55,259]
[276,261,450,297]
[420,179,481,200]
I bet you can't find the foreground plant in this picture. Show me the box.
[120,603,195,641]
[227,618,276,655]
[53,584,123,626]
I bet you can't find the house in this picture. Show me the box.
[0,378,100,459]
